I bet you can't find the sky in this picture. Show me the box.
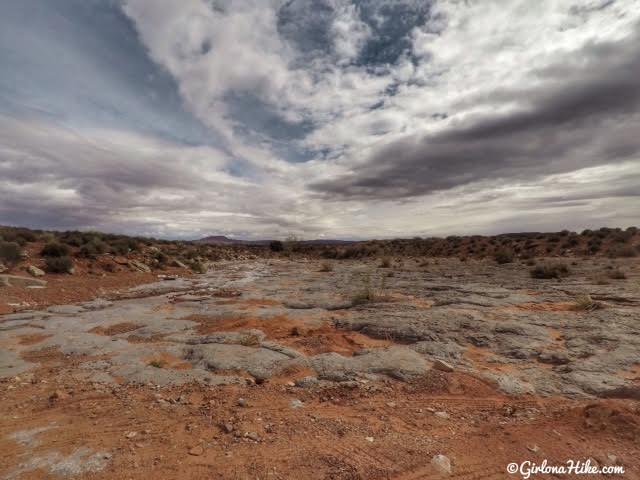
[0,0,638,240]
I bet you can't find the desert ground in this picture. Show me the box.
[1,253,639,479]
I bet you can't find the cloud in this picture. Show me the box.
[1,0,638,239]
[312,15,640,200]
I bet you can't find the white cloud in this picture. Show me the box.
[2,0,638,238]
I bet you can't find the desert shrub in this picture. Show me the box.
[0,228,37,246]
[239,333,261,346]
[189,260,207,274]
[593,275,610,285]
[530,261,570,279]
[607,245,637,258]
[572,294,601,311]
[0,241,22,264]
[153,251,169,267]
[148,359,166,368]
[494,248,514,264]
[41,242,70,257]
[45,256,74,273]
[269,240,283,252]
[58,231,87,247]
[350,274,391,306]
[612,230,633,243]
[319,261,333,272]
[607,268,627,280]
[564,236,580,247]
[78,239,108,258]
[109,238,139,255]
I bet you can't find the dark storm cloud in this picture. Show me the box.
[313,25,640,200]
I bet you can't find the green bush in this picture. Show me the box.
[45,256,74,273]
[0,241,22,264]
[41,242,70,257]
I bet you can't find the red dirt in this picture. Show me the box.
[186,313,392,356]
[16,333,53,345]
[1,360,638,480]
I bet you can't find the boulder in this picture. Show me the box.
[0,262,7,273]
[27,265,45,277]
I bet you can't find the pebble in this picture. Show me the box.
[222,423,234,434]
[237,398,248,407]
[431,454,452,475]
[434,411,450,420]
[188,445,204,456]
[246,432,260,442]
[290,399,304,409]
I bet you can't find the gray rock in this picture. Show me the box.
[47,305,85,315]
[129,260,151,273]
[538,351,570,365]
[0,349,35,379]
[432,359,454,372]
[431,454,452,475]
[27,265,45,277]
[0,274,47,288]
[185,343,305,381]
[310,347,428,382]
[295,376,319,388]
[410,341,463,361]
[290,399,304,409]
